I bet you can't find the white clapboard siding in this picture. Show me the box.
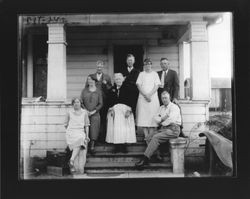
[21,124,65,133]
[21,101,209,158]
[21,132,66,141]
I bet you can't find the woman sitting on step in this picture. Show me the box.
[65,97,90,174]
[106,73,137,153]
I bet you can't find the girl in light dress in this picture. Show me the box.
[65,98,90,174]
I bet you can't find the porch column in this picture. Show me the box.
[27,33,33,98]
[189,21,210,100]
[47,23,67,101]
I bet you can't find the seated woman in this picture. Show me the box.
[65,97,90,174]
[106,73,137,153]
[80,74,103,154]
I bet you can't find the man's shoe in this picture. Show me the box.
[135,156,149,170]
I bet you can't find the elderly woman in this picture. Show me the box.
[106,73,136,153]
[80,74,103,154]
[136,58,161,140]
[65,97,90,174]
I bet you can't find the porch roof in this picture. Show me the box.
[22,13,223,27]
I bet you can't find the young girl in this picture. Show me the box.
[65,98,90,174]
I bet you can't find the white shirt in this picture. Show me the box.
[160,69,168,88]
[127,67,134,73]
[97,73,103,81]
[154,102,181,126]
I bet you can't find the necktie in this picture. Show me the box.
[117,88,120,97]
[161,71,166,87]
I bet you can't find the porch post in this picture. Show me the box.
[178,42,185,99]
[46,23,67,101]
[189,21,210,100]
[27,33,33,98]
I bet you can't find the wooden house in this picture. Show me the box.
[20,13,224,178]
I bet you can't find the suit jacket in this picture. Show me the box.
[121,67,140,114]
[157,69,179,102]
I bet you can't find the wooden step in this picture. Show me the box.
[84,161,172,170]
[86,151,170,163]
[92,142,170,153]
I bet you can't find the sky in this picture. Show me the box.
[208,13,232,78]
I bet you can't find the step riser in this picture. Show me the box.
[86,156,170,163]
[93,145,147,152]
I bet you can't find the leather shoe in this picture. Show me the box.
[135,156,149,170]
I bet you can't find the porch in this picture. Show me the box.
[19,13,221,178]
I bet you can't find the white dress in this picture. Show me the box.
[65,109,90,150]
[106,104,136,144]
[136,71,161,127]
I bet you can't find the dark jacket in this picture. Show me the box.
[121,67,140,114]
[157,69,179,102]
[107,84,132,109]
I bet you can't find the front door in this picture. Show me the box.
[113,45,144,74]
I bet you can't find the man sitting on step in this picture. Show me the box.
[135,91,182,169]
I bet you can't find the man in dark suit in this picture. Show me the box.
[121,54,140,116]
[88,60,112,142]
[157,57,179,105]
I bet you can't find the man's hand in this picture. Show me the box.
[160,114,169,123]
[173,98,179,105]
[125,110,131,118]
[103,80,107,84]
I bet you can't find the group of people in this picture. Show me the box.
[64,54,181,174]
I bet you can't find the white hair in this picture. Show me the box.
[114,73,124,81]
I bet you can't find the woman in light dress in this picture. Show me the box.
[136,58,161,140]
[106,73,137,152]
[65,98,90,174]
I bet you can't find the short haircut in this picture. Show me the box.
[160,57,169,62]
[71,97,82,105]
[161,90,170,98]
[126,54,135,59]
[96,60,104,65]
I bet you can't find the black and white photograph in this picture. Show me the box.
[18,12,235,180]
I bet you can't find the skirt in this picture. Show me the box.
[66,128,87,150]
[106,104,137,144]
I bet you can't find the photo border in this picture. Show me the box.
[1,0,249,198]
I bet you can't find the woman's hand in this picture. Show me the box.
[143,94,151,102]
[110,109,115,117]
[85,137,90,143]
[88,110,97,116]
[125,110,131,118]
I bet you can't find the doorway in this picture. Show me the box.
[113,45,144,74]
